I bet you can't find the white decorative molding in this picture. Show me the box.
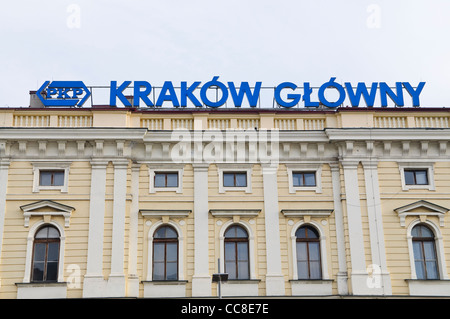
[20,200,75,227]
[281,209,333,218]
[285,163,323,194]
[394,200,449,227]
[140,210,191,219]
[217,164,252,194]
[209,209,260,218]
[148,164,184,194]
[31,162,71,193]
[397,162,435,191]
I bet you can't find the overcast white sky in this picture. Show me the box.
[1,0,449,108]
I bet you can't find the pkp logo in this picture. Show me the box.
[37,81,91,107]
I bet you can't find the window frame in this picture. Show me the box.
[146,221,186,282]
[287,164,322,194]
[152,225,179,281]
[148,167,183,193]
[406,219,449,281]
[292,171,317,188]
[398,162,435,191]
[31,226,61,283]
[32,162,70,193]
[218,165,252,193]
[295,225,322,280]
[290,220,330,281]
[411,224,439,280]
[22,221,66,284]
[223,171,248,188]
[154,171,179,188]
[224,225,250,280]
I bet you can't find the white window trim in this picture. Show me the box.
[146,220,185,282]
[286,164,322,194]
[148,166,183,194]
[32,162,70,193]
[22,220,66,284]
[290,220,330,281]
[398,162,435,191]
[406,219,448,281]
[218,220,259,297]
[217,164,252,193]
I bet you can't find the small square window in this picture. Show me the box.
[223,172,247,187]
[404,169,428,185]
[39,170,65,187]
[287,166,322,193]
[292,172,316,187]
[154,172,179,188]
[398,163,435,191]
[149,167,183,193]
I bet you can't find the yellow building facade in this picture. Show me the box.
[0,104,449,298]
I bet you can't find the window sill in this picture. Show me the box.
[406,279,450,296]
[16,282,67,299]
[290,279,333,296]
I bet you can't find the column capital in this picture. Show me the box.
[112,160,129,168]
[361,160,379,170]
[340,159,360,170]
[192,163,209,171]
[90,160,109,168]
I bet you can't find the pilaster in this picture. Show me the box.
[262,164,285,296]
[329,163,349,295]
[191,163,211,296]
[83,160,108,298]
[362,160,392,295]
[341,160,370,295]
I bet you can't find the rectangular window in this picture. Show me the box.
[292,171,316,187]
[223,172,247,187]
[154,172,178,188]
[404,169,428,185]
[39,170,65,187]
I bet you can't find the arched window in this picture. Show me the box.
[31,226,60,282]
[153,225,178,281]
[224,225,249,280]
[296,225,321,279]
[412,224,439,280]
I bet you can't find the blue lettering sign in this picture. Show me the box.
[37,81,90,107]
[37,79,426,108]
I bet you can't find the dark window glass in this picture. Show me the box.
[412,224,439,279]
[224,225,249,280]
[39,170,64,186]
[223,172,247,187]
[32,226,60,282]
[293,172,316,187]
[154,172,178,188]
[153,226,178,281]
[296,226,321,279]
[404,169,428,185]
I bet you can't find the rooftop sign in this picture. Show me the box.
[37,77,426,108]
